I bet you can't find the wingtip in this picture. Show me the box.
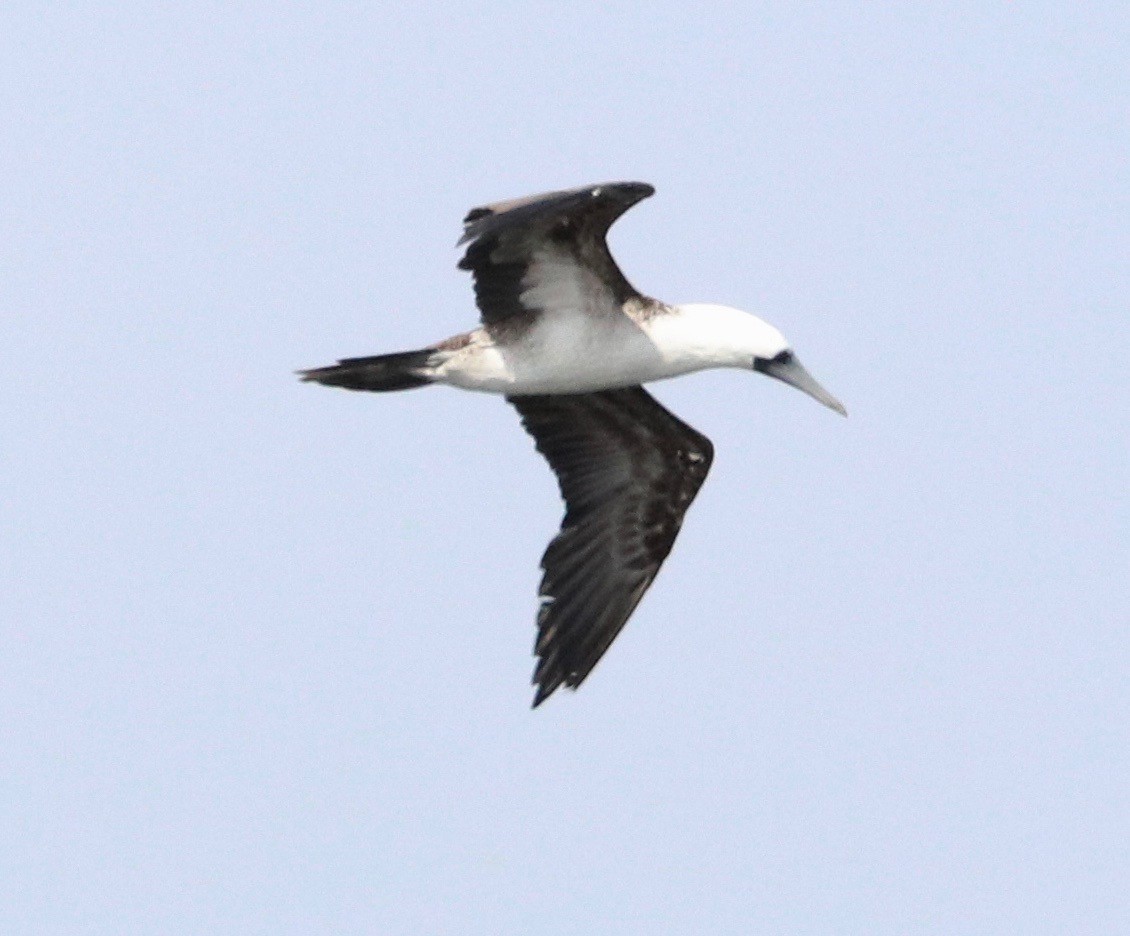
[531,667,567,708]
[457,181,656,250]
[591,181,655,204]
[531,674,555,708]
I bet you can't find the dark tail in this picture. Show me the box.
[299,348,437,392]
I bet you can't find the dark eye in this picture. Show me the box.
[753,348,794,373]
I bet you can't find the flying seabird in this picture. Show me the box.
[301,182,845,706]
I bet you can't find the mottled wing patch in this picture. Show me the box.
[509,386,714,706]
[458,182,655,327]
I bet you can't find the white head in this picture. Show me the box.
[675,303,847,416]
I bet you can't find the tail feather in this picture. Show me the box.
[299,349,436,392]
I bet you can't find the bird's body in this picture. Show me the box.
[430,302,776,396]
[302,182,845,706]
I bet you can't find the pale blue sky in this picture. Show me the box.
[3,4,1127,934]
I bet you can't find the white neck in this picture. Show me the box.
[644,303,790,371]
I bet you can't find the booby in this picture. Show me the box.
[301,182,845,706]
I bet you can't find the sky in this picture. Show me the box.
[2,3,1127,934]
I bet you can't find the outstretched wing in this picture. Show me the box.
[459,182,655,326]
[509,386,714,706]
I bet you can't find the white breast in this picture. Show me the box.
[434,304,760,396]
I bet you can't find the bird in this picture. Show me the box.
[300,182,845,706]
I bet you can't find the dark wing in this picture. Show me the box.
[509,386,714,706]
[458,182,655,326]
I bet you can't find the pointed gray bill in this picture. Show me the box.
[756,352,847,416]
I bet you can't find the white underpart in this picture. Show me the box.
[433,303,792,396]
